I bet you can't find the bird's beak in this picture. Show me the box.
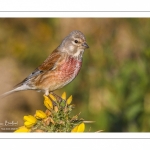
[82,42,89,49]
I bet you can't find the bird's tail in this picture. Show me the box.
[0,89,18,99]
[0,84,29,99]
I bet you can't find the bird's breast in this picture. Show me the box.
[59,56,82,79]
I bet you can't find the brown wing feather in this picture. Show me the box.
[38,49,62,71]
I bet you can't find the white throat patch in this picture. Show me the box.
[73,49,84,58]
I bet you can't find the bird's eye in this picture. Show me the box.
[74,40,78,43]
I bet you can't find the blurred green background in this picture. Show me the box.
[0,18,150,132]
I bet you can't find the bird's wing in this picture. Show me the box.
[15,49,63,87]
[38,49,62,71]
[29,49,63,79]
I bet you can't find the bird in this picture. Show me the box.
[0,30,89,98]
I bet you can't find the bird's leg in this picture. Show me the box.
[45,90,49,96]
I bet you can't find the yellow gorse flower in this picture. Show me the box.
[71,123,85,132]
[49,94,56,101]
[66,95,72,105]
[61,92,66,100]
[14,126,30,132]
[35,110,47,119]
[24,115,37,128]
[44,95,53,109]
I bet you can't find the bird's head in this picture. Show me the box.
[59,30,89,59]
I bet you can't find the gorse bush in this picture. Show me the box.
[15,92,88,132]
